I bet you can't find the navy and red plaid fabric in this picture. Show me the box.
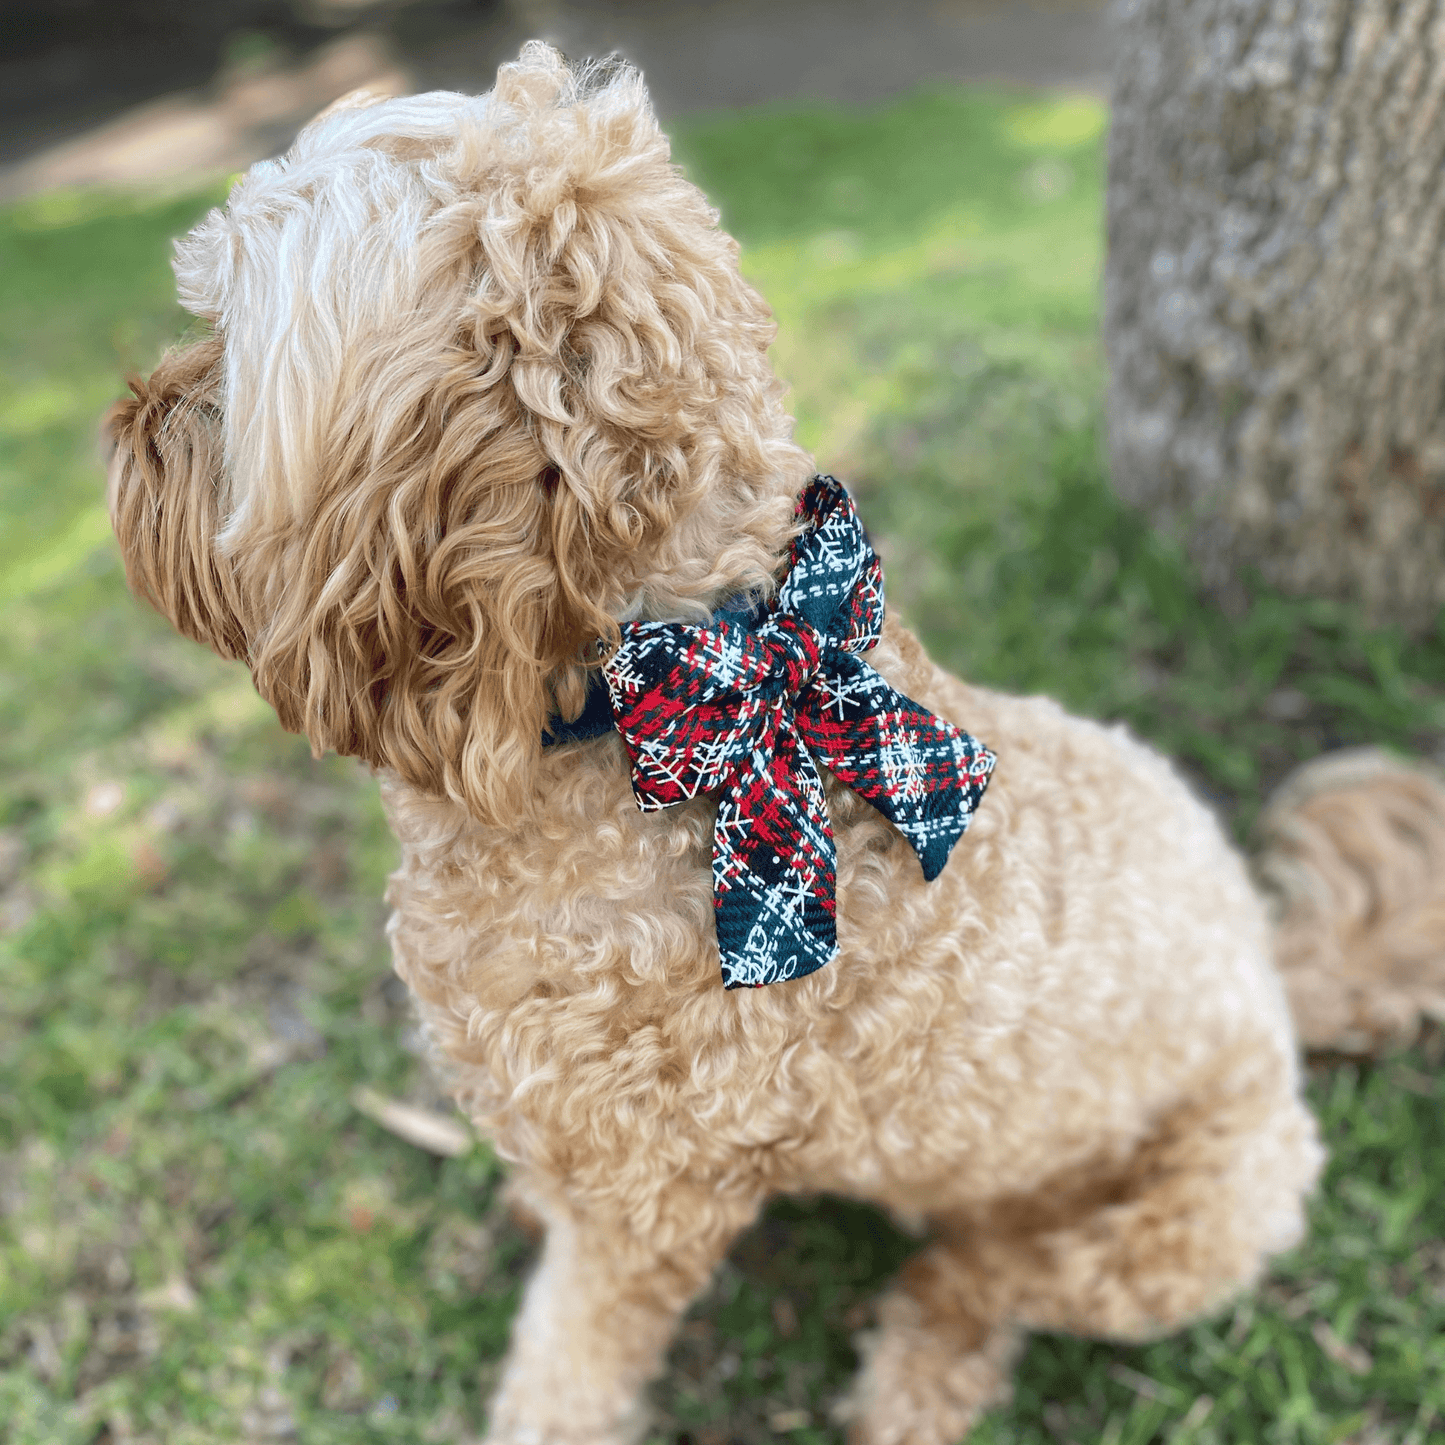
[597,475,996,989]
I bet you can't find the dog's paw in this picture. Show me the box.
[481,1432,637,1445]
[481,1422,641,1445]
[838,1312,1019,1445]
[481,1387,648,1445]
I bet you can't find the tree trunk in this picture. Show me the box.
[1104,0,1445,631]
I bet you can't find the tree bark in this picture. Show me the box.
[1105,0,1445,630]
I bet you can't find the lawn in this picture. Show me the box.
[2,83,1445,1445]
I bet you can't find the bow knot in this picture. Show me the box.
[602,475,995,989]
[757,615,824,698]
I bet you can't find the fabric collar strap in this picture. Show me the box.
[544,474,996,988]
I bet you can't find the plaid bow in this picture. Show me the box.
[601,475,996,989]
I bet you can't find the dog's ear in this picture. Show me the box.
[106,334,247,661]
[242,361,592,829]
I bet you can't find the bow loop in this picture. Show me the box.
[776,475,886,654]
[601,475,995,987]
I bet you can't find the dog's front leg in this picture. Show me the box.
[484,1176,761,1445]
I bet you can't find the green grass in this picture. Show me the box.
[2,84,1444,1444]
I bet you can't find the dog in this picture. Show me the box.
[106,43,1445,1445]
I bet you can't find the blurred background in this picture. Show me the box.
[4,3,1445,1444]
[2,0,1110,195]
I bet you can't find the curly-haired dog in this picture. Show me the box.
[107,44,1445,1445]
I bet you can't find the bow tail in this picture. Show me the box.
[711,717,839,989]
[798,654,996,882]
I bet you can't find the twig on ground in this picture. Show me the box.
[351,1086,474,1157]
[1312,1319,1374,1376]
[1107,1363,1182,1403]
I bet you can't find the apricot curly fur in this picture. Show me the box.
[105,42,1445,1445]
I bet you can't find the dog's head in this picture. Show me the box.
[107,43,811,824]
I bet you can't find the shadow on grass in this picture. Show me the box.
[653,1196,919,1443]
